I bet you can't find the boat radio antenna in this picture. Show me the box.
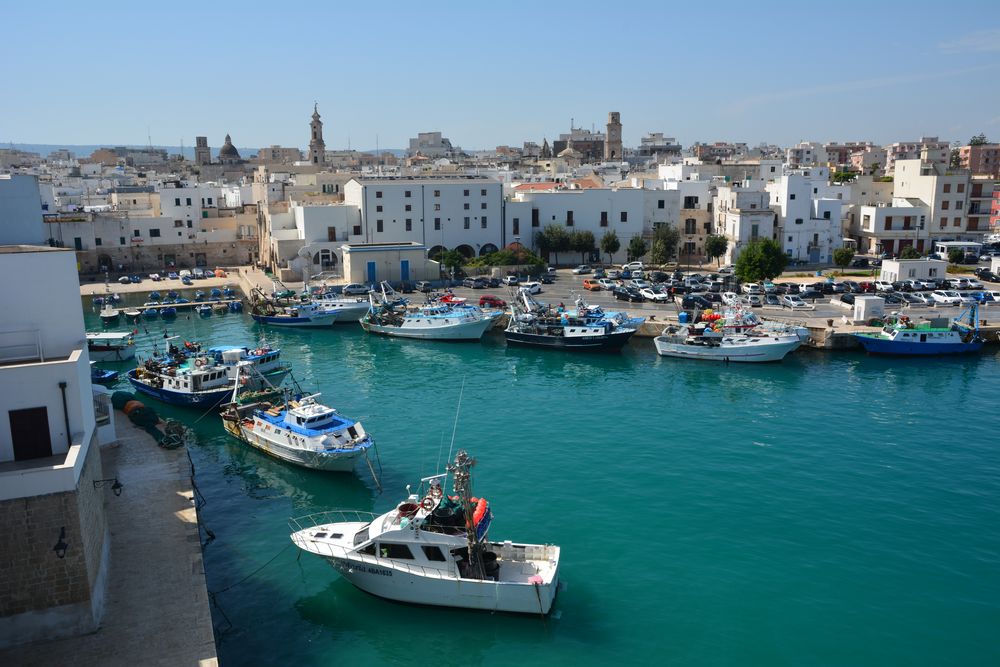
[443,377,466,474]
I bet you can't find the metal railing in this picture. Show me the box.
[289,509,379,533]
[93,391,111,425]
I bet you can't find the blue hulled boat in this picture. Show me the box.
[854,304,985,355]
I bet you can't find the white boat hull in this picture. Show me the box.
[88,346,136,362]
[361,316,494,340]
[238,425,369,471]
[292,532,559,614]
[654,335,801,362]
[312,299,371,322]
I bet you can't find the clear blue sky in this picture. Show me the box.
[4,0,1000,151]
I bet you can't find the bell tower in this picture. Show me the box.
[604,111,622,161]
[309,103,326,165]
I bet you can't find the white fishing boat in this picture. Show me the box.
[654,323,802,362]
[99,301,120,325]
[360,287,496,341]
[86,332,136,361]
[251,301,339,327]
[290,450,561,614]
[310,295,372,322]
[221,385,375,472]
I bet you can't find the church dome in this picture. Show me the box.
[219,134,240,159]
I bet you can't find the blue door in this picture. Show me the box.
[367,261,377,285]
[400,260,410,282]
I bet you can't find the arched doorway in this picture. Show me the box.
[319,249,337,268]
[428,245,447,261]
[479,243,498,256]
[455,244,475,259]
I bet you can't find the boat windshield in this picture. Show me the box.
[353,526,370,546]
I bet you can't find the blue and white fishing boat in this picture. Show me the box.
[360,285,496,341]
[228,301,243,313]
[150,291,162,301]
[251,301,338,327]
[854,304,985,355]
[127,344,291,407]
[504,290,639,351]
[90,366,120,385]
[143,307,159,320]
[161,306,177,319]
[221,386,374,472]
[197,304,212,317]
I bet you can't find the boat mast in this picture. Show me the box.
[447,450,484,580]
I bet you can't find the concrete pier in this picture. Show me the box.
[0,415,218,667]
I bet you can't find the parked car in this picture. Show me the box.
[874,280,894,291]
[149,273,162,281]
[778,282,801,294]
[520,281,542,295]
[479,295,507,308]
[721,292,740,306]
[343,283,369,295]
[891,281,913,293]
[763,293,781,306]
[781,295,813,310]
[882,293,904,304]
[946,278,970,289]
[399,281,414,294]
[850,257,870,268]
[718,265,735,274]
[463,277,487,289]
[606,269,621,279]
[966,278,984,290]
[931,290,962,305]
[539,274,554,284]
[898,293,925,306]
[613,286,644,302]
[619,269,632,280]
[628,279,651,290]
[640,287,671,302]
[167,271,179,280]
[415,281,434,292]
[597,278,616,290]
[592,268,607,279]
[742,283,762,295]
[572,265,592,275]
[181,276,193,285]
[129,274,142,284]
[118,275,131,284]
[680,294,712,309]
[502,275,519,286]
[798,289,824,301]
[649,271,668,283]
[623,261,644,271]
[583,279,602,291]
[178,269,192,279]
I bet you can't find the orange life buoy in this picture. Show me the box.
[420,496,436,512]
[473,498,488,526]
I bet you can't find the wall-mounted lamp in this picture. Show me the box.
[53,527,69,559]
[93,477,124,496]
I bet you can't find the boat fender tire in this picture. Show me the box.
[420,497,436,512]
[195,358,204,367]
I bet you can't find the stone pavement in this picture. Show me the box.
[0,417,217,667]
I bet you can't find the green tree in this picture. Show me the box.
[536,225,570,266]
[734,238,789,283]
[970,133,988,146]
[438,249,465,275]
[627,236,648,262]
[832,246,855,272]
[704,234,728,266]
[948,248,964,264]
[570,230,596,263]
[900,246,921,260]
[600,230,620,265]
[950,148,962,169]
[648,224,679,265]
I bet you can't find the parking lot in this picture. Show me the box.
[430,267,999,324]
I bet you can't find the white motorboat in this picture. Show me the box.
[222,388,374,472]
[86,332,136,362]
[310,295,371,322]
[654,323,802,362]
[290,450,561,614]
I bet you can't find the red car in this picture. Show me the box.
[479,295,507,308]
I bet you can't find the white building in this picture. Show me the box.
[893,159,976,248]
[767,170,843,263]
[344,176,503,259]
[879,258,947,283]
[786,141,827,167]
[714,185,776,264]
[856,200,931,255]
[0,245,114,648]
[408,132,458,158]
[0,174,47,245]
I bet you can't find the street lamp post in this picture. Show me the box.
[514,235,520,280]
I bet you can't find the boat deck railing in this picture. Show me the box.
[289,509,380,532]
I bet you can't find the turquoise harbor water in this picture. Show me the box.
[85,303,1000,666]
